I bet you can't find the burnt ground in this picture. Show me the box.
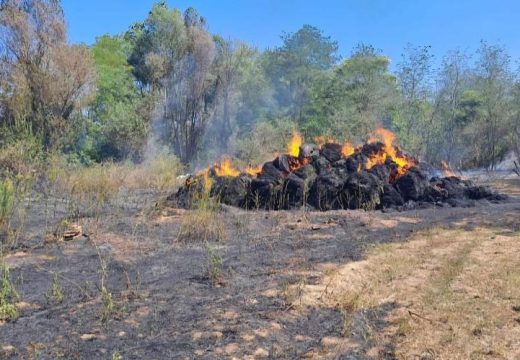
[0,177,519,359]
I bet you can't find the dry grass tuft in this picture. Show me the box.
[122,154,184,191]
[177,192,227,243]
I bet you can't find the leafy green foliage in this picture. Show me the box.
[0,179,14,232]
[393,44,435,155]
[305,44,398,140]
[262,25,339,123]
[127,3,189,89]
[0,263,18,321]
[87,35,150,162]
[127,4,220,163]
[100,285,113,323]
[0,0,95,149]
[234,119,298,165]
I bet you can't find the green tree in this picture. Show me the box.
[510,82,520,164]
[429,50,470,165]
[88,35,150,161]
[394,44,434,155]
[453,90,485,166]
[128,3,218,164]
[474,41,513,169]
[0,0,95,148]
[209,38,256,149]
[127,2,188,91]
[262,25,339,123]
[305,44,398,140]
[233,48,273,135]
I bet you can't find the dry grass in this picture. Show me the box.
[327,224,520,359]
[481,178,520,196]
[0,139,39,177]
[0,174,33,245]
[46,153,184,204]
[177,192,227,243]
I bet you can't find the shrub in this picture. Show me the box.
[0,135,42,177]
[0,264,18,321]
[46,152,184,207]
[0,179,15,231]
[177,189,226,243]
[233,119,298,165]
[0,173,34,244]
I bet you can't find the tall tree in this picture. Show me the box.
[395,44,434,155]
[306,44,398,140]
[127,2,187,91]
[314,44,398,140]
[89,35,150,161]
[474,41,513,169]
[210,38,255,149]
[262,25,339,123]
[430,50,470,165]
[0,0,95,148]
[232,48,272,135]
[511,81,520,165]
[128,3,218,163]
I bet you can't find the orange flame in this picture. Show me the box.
[315,136,336,146]
[202,171,213,193]
[245,165,262,176]
[366,128,416,177]
[287,132,302,157]
[194,169,214,193]
[191,129,417,186]
[314,136,326,146]
[342,141,356,157]
[214,158,241,177]
[197,158,262,179]
[441,161,455,177]
[366,153,387,169]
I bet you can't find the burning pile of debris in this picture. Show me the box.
[169,129,506,211]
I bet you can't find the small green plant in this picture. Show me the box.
[81,280,93,301]
[0,178,15,231]
[0,263,18,321]
[112,351,123,360]
[205,243,223,285]
[46,273,64,304]
[100,285,114,322]
[92,245,114,323]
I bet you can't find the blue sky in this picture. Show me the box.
[62,0,520,68]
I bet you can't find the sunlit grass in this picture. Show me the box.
[328,225,520,359]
